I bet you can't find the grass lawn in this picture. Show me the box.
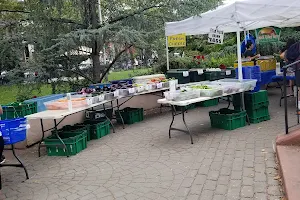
[0,68,153,105]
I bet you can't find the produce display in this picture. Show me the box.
[45,98,88,110]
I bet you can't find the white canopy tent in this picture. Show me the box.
[165,0,300,80]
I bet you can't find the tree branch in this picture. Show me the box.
[0,9,30,13]
[97,4,165,28]
[99,44,133,83]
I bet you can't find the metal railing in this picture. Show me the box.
[283,59,300,134]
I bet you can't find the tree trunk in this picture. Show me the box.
[90,0,103,83]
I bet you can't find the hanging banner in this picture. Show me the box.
[255,27,281,43]
[208,28,224,44]
[168,33,186,47]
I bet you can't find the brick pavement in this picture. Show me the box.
[0,89,289,200]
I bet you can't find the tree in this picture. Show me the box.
[1,0,222,85]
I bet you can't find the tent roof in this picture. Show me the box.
[165,0,300,36]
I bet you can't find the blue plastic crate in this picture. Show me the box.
[260,70,276,85]
[0,118,27,145]
[110,79,133,85]
[89,83,112,89]
[24,94,66,112]
[235,66,261,81]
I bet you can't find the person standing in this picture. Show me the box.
[0,106,5,164]
[244,41,261,61]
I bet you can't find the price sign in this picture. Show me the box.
[208,28,224,44]
[114,90,119,97]
[226,70,231,75]
[157,82,163,89]
[128,88,135,94]
[197,69,204,75]
[182,71,189,77]
[168,33,186,47]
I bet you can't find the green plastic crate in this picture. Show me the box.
[44,130,87,156]
[73,124,92,141]
[246,101,269,110]
[247,106,269,119]
[189,71,205,82]
[116,107,144,124]
[225,68,236,78]
[90,120,110,139]
[245,90,268,104]
[174,104,196,111]
[53,124,92,141]
[0,102,37,120]
[209,108,247,130]
[197,98,219,107]
[217,71,226,79]
[249,115,271,124]
[204,71,220,81]
[166,71,190,84]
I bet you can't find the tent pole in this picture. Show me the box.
[166,36,170,70]
[236,25,243,81]
[244,31,247,45]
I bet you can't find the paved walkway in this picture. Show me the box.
[1,89,290,200]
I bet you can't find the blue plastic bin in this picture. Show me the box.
[110,79,133,85]
[24,94,66,112]
[89,83,112,89]
[236,66,261,81]
[235,66,261,92]
[260,70,276,85]
[0,118,27,145]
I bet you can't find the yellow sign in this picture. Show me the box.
[168,34,186,47]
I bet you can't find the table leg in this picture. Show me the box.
[53,119,69,157]
[182,109,193,144]
[168,106,193,144]
[168,106,175,139]
[116,99,125,129]
[38,119,45,157]
[297,86,299,124]
[241,92,250,125]
[11,144,29,179]
[106,116,115,133]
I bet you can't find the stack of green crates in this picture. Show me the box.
[0,102,37,120]
[244,90,270,124]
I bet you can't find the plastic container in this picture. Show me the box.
[218,79,257,91]
[189,70,205,82]
[24,94,66,112]
[110,79,133,85]
[199,88,223,97]
[209,108,247,130]
[44,130,87,156]
[116,107,144,124]
[118,89,130,97]
[204,71,220,81]
[174,90,200,101]
[197,98,219,107]
[234,61,255,68]
[244,90,268,105]
[0,118,27,145]
[208,82,241,94]
[225,68,236,78]
[166,71,190,84]
[45,98,87,110]
[164,91,180,101]
[104,92,115,100]
[133,74,166,84]
[249,115,271,124]
[86,108,113,120]
[247,106,269,119]
[1,102,37,120]
[257,58,276,71]
[90,120,110,139]
[89,83,112,89]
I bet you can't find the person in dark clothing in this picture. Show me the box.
[0,106,5,164]
[244,41,260,60]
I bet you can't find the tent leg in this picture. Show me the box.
[236,25,243,81]
[166,36,170,70]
